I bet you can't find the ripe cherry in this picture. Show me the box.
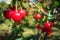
[44,22,51,27]
[50,22,55,27]
[4,10,13,19]
[36,24,41,30]
[42,22,52,32]
[18,9,26,18]
[41,27,46,32]
[41,21,53,32]
[41,26,52,33]
[35,14,42,20]
[47,30,52,35]
[47,29,53,38]
[12,10,22,22]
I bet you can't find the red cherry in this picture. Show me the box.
[47,28,53,34]
[12,10,22,22]
[50,22,55,27]
[47,31,51,35]
[18,9,26,18]
[4,10,13,19]
[44,22,52,31]
[44,22,51,27]
[41,27,52,33]
[47,31,52,35]
[47,32,52,38]
[44,22,54,30]
[42,26,53,32]
[42,22,53,32]
[36,24,41,30]
[41,22,53,32]
[35,14,41,20]
[41,27,46,32]
[47,30,53,38]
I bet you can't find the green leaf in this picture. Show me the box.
[0,25,3,30]
[22,2,29,8]
[5,20,13,26]
[54,1,59,7]
[48,10,55,20]
[37,3,42,9]
[16,37,23,40]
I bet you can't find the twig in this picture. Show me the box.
[35,30,42,40]
[43,32,47,40]
[29,0,48,16]
[38,30,42,40]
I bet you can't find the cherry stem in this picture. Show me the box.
[47,15,49,23]
[29,0,48,16]
[20,0,23,10]
[10,0,12,7]
[47,20,49,23]
[43,32,47,40]
[18,2,21,9]
[38,30,42,40]
[16,0,17,12]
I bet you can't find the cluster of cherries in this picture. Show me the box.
[36,21,55,38]
[4,6,42,22]
[4,6,54,38]
[35,13,55,38]
[4,6,26,22]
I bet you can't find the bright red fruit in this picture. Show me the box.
[44,22,55,28]
[41,27,46,32]
[47,31,52,35]
[4,10,13,19]
[41,26,53,33]
[44,22,51,27]
[50,22,55,27]
[36,24,41,30]
[12,10,22,22]
[18,9,26,18]
[41,22,53,33]
[43,22,52,32]
[35,14,41,20]
[47,30,53,38]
